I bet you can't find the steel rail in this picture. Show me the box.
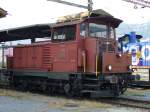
[0,84,150,110]
[100,97,150,110]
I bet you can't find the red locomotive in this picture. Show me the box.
[6,9,132,97]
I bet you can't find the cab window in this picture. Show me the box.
[80,22,115,39]
[80,23,107,38]
[52,25,76,42]
[89,23,107,38]
[80,23,87,37]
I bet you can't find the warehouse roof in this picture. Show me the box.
[0,24,51,42]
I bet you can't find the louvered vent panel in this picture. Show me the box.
[42,45,52,71]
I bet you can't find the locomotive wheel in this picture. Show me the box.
[64,78,82,97]
[112,84,120,97]
[114,83,126,96]
[71,79,82,97]
[64,83,72,96]
[20,80,28,91]
[70,77,82,97]
[41,81,47,91]
[48,87,53,95]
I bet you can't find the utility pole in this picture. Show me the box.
[122,0,150,8]
[47,0,93,12]
[88,0,93,12]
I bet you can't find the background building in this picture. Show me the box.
[0,7,7,68]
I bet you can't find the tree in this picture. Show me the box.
[0,7,7,18]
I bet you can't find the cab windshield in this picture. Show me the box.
[80,22,115,39]
[89,23,107,38]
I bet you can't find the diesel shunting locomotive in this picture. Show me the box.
[3,9,132,97]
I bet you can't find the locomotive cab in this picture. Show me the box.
[76,15,132,97]
[78,17,132,74]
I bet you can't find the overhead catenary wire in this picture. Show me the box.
[122,0,150,8]
[47,0,93,12]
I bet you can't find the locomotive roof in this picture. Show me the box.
[51,16,122,28]
[51,9,122,28]
[56,9,112,23]
[0,9,122,42]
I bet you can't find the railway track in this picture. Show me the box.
[100,97,150,110]
[0,84,150,110]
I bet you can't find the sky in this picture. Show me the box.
[0,0,150,30]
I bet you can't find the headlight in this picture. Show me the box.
[116,53,122,58]
[107,65,112,71]
[128,65,132,70]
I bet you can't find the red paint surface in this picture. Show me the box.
[12,42,78,72]
[84,38,97,72]
[102,52,131,73]
[6,56,13,69]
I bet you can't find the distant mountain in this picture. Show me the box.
[116,22,150,38]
